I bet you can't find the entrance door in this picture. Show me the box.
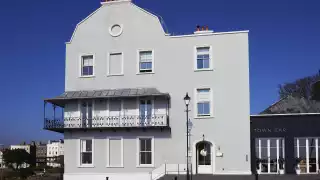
[139,99,152,125]
[256,138,285,174]
[196,141,212,174]
[80,101,93,128]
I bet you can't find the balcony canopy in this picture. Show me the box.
[45,88,170,107]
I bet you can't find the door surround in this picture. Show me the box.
[192,138,216,174]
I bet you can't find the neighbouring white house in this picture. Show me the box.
[43,0,250,180]
[47,140,64,167]
[0,150,5,169]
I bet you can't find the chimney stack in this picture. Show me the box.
[194,25,213,34]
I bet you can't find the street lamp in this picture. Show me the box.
[184,93,191,180]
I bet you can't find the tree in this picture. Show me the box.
[278,71,320,99]
[2,149,31,171]
[312,81,320,101]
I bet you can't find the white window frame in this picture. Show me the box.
[256,138,285,174]
[194,45,213,71]
[78,138,95,168]
[136,136,154,168]
[79,54,95,78]
[106,137,124,168]
[78,100,95,128]
[107,52,124,76]
[295,137,319,174]
[137,49,155,74]
[194,87,214,119]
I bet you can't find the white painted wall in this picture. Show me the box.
[62,0,250,177]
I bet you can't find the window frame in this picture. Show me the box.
[79,54,95,78]
[294,137,319,174]
[137,49,155,74]
[256,138,285,174]
[136,136,154,168]
[194,87,214,119]
[106,137,124,168]
[194,45,213,71]
[78,138,95,168]
[107,52,124,77]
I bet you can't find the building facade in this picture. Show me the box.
[36,142,47,167]
[44,0,250,180]
[47,140,64,167]
[251,113,320,175]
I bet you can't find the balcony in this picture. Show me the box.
[44,114,169,132]
[44,88,170,133]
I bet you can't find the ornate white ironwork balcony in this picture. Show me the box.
[44,115,169,132]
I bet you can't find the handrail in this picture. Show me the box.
[150,163,188,180]
[44,114,169,129]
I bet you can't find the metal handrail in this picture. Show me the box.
[44,114,169,129]
[150,163,189,180]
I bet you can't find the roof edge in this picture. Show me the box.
[251,113,320,117]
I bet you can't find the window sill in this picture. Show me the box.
[194,68,213,72]
[106,166,124,168]
[194,115,214,119]
[107,74,124,77]
[78,165,95,168]
[136,164,154,168]
[136,72,155,75]
[79,75,95,78]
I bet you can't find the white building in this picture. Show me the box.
[0,151,4,169]
[44,0,250,180]
[47,140,64,167]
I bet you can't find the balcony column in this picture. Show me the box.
[44,101,47,127]
[53,104,56,121]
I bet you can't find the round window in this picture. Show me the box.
[109,24,123,37]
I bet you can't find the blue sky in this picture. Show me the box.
[0,0,319,145]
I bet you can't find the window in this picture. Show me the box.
[256,138,285,174]
[139,51,153,73]
[108,52,123,76]
[80,139,93,166]
[138,138,153,166]
[81,55,94,76]
[196,47,211,70]
[196,89,211,117]
[295,138,319,174]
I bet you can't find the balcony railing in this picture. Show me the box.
[44,114,169,131]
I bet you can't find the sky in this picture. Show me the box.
[0,0,319,146]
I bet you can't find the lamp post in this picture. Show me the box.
[184,93,191,180]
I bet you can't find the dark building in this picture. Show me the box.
[251,113,320,175]
[36,142,47,167]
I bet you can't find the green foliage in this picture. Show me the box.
[2,149,31,170]
[312,81,320,101]
[278,72,320,99]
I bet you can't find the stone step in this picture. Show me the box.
[159,174,320,180]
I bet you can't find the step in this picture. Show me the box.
[159,174,320,180]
